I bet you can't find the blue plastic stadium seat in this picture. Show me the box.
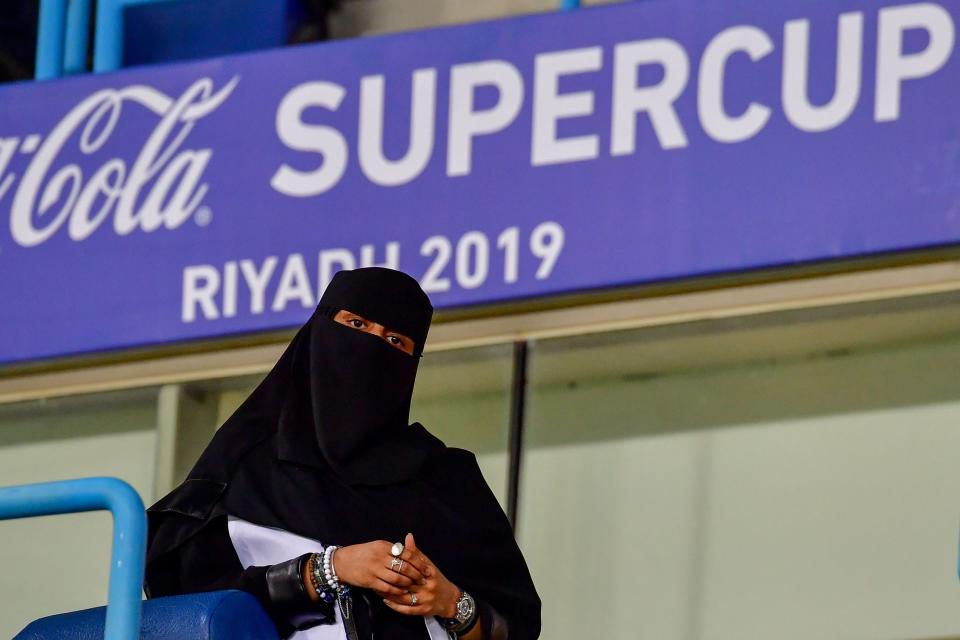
[123,0,299,68]
[13,590,279,640]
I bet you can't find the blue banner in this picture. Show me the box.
[0,0,958,364]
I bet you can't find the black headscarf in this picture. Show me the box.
[146,267,541,639]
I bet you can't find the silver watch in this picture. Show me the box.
[440,589,476,631]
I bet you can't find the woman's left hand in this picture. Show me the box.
[381,532,461,619]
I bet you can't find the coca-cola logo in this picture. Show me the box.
[0,76,238,248]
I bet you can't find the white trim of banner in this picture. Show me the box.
[1,259,959,405]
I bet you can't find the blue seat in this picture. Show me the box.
[122,0,299,68]
[13,590,279,640]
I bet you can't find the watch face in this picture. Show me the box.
[456,595,475,622]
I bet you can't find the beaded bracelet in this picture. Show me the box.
[323,545,340,591]
[329,547,351,598]
[308,551,338,604]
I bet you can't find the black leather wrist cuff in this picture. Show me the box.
[265,553,313,610]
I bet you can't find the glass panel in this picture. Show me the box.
[411,343,514,508]
[175,343,515,509]
[173,374,264,485]
[519,293,960,640]
[0,388,160,638]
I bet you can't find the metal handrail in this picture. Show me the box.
[35,0,66,79]
[64,0,93,74]
[35,0,92,79]
[0,477,146,640]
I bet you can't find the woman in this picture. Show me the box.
[144,267,541,640]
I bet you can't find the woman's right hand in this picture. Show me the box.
[334,540,430,597]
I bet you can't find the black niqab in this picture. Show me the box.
[280,267,435,486]
[146,267,541,639]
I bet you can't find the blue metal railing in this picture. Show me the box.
[37,0,161,78]
[36,0,94,79]
[64,0,94,74]
[35,0,67,79]
[0,477,146,640]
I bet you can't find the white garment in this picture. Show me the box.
[226,515,449,640]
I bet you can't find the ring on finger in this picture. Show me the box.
[390,557,402,572]
[410,592,418,606]
[398,559,405,573]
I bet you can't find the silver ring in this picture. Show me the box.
[391,542,404,557]
[390,557,402,572]
[398,559,405,573]
[410,592,418,606]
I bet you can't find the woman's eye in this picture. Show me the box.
[350,319,364,328]
[388,336,399,344]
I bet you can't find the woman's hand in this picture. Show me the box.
[334,538,428,597]
[381,533,461,619]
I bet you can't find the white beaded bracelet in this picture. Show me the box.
[322,544,340,591]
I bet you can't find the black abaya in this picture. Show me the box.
[144,268,541,639]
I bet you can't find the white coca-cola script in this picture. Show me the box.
[0,76,238,248]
